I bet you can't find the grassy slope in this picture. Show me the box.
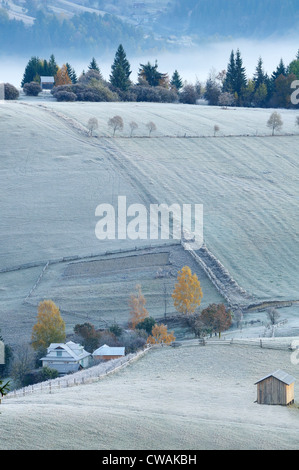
[1,344,299,450]
[1,100,298,342]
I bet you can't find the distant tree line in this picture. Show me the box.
[18,45,299,110]
[205,48,299,109]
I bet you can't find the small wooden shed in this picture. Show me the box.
[40,76,55,90]
[255,370,295,406]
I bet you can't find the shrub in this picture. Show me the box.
[4,83,19,100]
[23,81,42,96]
[52,82,118,102]
[179,84,198,104]
[55,90,77,102]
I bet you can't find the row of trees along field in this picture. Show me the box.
[19,45,299,109]
[0,266,232,390]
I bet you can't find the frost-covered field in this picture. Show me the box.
[0,100,298,342]
[1,344,299,450]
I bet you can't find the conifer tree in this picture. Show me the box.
[223,50,236,93]
[170,70,183,90]
[88,57,100,72]
[253,57,266,89]
[234,49,247,102]
[65,63,77,84]
[138,60,168,87]
[110,44,132,91]
[271,58,286,81]
[48,54,59,76]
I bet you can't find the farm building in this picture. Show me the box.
[92,344,125,362]
[40,341,91,375]
[40,76,55,90]
[255,370,295,406]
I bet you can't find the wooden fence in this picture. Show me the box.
[4,346,152,400]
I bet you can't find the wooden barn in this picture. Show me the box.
[255,370,295,406]
[92,344,125,362]
[40,76,55,90]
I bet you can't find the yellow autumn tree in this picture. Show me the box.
[129,284,149,329]
[55,64,72,86]
[147,324,175,345]
[31,300,66,350]
[172,266,203,316]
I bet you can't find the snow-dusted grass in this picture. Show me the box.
[0,100,298,342]
[45,101,299,137]
[1,343,299,450]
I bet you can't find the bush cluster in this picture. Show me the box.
[4,83,19,100]
[51,81,119,102]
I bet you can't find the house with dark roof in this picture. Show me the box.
[255,370,295,406]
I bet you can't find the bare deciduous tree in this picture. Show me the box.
[108,115,124,136]
[10,343,36,388]
[214,124,220,136]
[218,92,234,109]
[146,121,156,136]
[129,121,138,137]
[267,111,283,135]
[87,117,99,136]
[266,307,281,338]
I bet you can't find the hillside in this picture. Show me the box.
[1,0,298,58]
[0,98,298,344]
[157,0,299,38]
[1,343,299,450]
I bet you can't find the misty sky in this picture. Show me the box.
[1,37,297,88]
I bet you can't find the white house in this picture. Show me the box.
[40,341,91,375]
[92,344,125,362]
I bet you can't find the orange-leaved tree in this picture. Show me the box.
[55,64,72,86]
[147,324,175,345]
[172,266,203,316]
[129,284,149,329]
[31,300,66,350]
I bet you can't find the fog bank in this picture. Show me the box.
[0,37,297,88]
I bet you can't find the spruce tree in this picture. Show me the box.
[65,63,77,84]
[271,58,286,81]
[88,57,100,72]
[234,49,247,98]
[170,70,183,90]
[223,50,236,93]
[21,56,42,86]
[48,54,58,76]
[109,44,132,91]
[253,57,266,89]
